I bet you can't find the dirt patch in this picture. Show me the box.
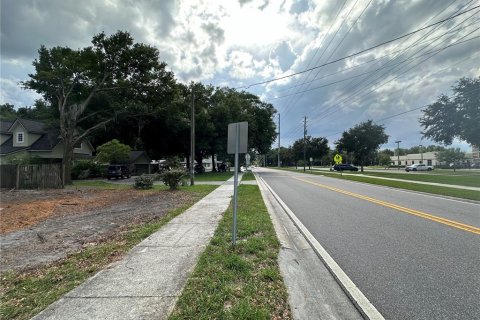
[0,187,193,272]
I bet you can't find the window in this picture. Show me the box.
[412,161,415,164]
[427,160,432,165]
[74,141,82,149]
[16,132,24,143]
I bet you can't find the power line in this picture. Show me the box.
[279,0,353,119]
[265,34,479,102]
[315,21,480,123]
[265,16,480,101]
[282,0,372,120]
[322,75,480,139]
[236,4,480,90]
[309,5,479,123]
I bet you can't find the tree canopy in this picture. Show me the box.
[22,30,175,182]
[420,77,480,146]
[336,120,388,171]
[95,139,132,164]
[15,30,278,180]
[435,148,466,172]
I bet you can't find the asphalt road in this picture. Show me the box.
[257,168,480,320]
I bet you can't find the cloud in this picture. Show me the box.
[0,0,478,151]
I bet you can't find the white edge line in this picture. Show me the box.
[258,175,385,320]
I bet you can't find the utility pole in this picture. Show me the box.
[395,140,401,170]
[303,116,307,172]
[190,90,195,186]
[277,113,280,167]
[419,144,423,164]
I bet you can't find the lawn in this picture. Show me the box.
[169,185,291,320]
[359,171,480,188]
[193,171,234,181]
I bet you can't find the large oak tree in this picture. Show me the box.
[23,31,174,183]
[420,77,479,147]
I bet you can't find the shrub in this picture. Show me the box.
[71,161,105,180]
[134,174,154,189]
[161,169,185,190]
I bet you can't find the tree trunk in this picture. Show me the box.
[63,145,74,185]
[211,153,217,172]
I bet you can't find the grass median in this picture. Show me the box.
[0,184,216,320]
[169,184,291,320]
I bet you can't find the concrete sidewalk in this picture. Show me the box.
[32,177,238,320]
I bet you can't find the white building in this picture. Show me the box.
[390,152,439,166]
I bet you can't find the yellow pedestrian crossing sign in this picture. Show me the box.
[334,154,342,164]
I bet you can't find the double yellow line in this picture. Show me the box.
[294,177,480,235]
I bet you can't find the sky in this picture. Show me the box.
[1,0,479,151]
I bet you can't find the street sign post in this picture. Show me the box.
[227,122,248,246]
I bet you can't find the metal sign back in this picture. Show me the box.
[228,122,248,154]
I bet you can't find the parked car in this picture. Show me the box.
[107,165,131,179]
[331,164,359,171]
[194,164,205,174]
[405,163,433,172]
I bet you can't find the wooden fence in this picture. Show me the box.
[0,164,64,189]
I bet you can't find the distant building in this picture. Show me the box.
[472,145,479,163]
[391,148,478,167]
[390,151,439,166]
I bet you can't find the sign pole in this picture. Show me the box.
[232,123,239,246]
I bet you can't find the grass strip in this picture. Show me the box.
[241,171,256,181]
[0,185,217,320]
[281,168,480,201]
[169,185,291,320]
[359,171,480,188]
[194,172,234,181]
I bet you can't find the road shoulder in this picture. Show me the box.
[256,174,365,320]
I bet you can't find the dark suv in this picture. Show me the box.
[332,164,359,171]
[107,165,131,179]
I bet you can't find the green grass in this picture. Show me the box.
[359,171,480,188]
[169,185,291,320]
[0,185,217,320]
[281,168,480,201]
[241,171,256,181]
[193,172,234,181]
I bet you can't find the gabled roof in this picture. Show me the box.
[8,118,47,133]
[130,151,151,163]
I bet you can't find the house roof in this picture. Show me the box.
[9,118,47,133]
[0,136,30,155]
[0,120,14,134]
[29,130,61,151]
[130,151,151,164]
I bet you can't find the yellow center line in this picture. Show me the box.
[294,177,480,235]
